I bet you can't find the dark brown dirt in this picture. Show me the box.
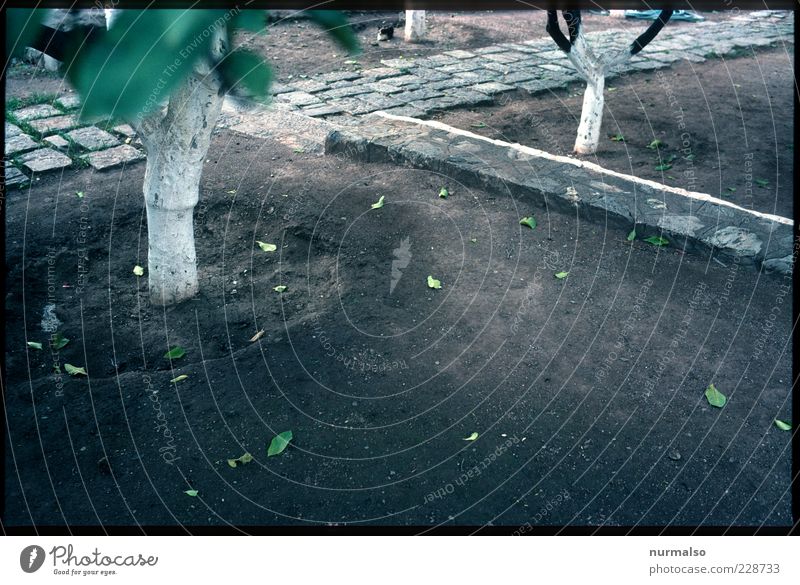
[433,47,795,219]
[3,127,792,528]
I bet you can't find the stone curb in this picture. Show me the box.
[324,113,795,275]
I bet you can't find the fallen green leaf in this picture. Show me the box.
[51,332,69,351]
[64,363,87,376]
[463,432,479,441]
[27,341,43,350]
[170,374,188,383]
[293,147,305,153]
[646,139,662,150]
[427,275,441,289]
[438,187,449,199]
[256,241,277,252]
[273,285,287,293]
[774,419,791,431]
[704,383,727,408]
[726,187,736,193]
[371,195,385,209]
[644,236,669,247]
[76,191,84,198]
[610,134,625,142]
[607,87,617,92]
[627,228,637,242]
[470,238,477,243]
[555,271,569,279]
[184,489,198,497]
[654,163,672,171]
[227,452,254,467]
[755,178,769,188]
[164,346,186,360]
[519,216,537,230]
[470,122,487,128]
[133,265,144,276]
[268,431,293,456]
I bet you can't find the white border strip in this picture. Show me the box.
[374,111,793,227]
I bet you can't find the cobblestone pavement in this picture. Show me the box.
[3,10,793,189]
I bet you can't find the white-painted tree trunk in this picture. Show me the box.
[405,10,426,41]
[574,74,605,154]
[138,73,224,305]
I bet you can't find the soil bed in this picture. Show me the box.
[4,127,792,528]
[433,47,794,218]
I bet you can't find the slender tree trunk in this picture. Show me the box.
[405,10,426,41]
[574,74,605,154]
[139,72,224,305]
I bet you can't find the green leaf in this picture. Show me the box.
[170,374,188,383]
[76,191,85,199]
[610,134,625,142]
[684,153,695,161]
[774,419,791,431]
[51,332,69,351]
[307,11,360,55]
[755,178,769,187]
[273,285,287,293]
[607,87,617,92]
[267,431,293,456]
[65,9,228,120]
[427,275,442,289]
[220,49,272,98]
[704,383,727,408]
[519,216,537,230]
[644,236,669,247]
[227,452,254,467]
[6,8,44,58]
[27,341,43,350]
[438,187,449,199]
[646,139,662,150]
[232,9,267,33]
[256,241,277,252]
[726,187,736,193]
[133,265,144,276]
[164,346,186,360]
[654,163,672,171]
[64,363,87,376]
[555,271,569,279]
[470,122,487,128]
[627,228,637,242]
[463,432,479,441]
[184,489,198,497]
[470,238,477,243]
[370,195,385,209]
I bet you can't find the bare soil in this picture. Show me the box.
[4,127,792,528]
[433,47,795,219]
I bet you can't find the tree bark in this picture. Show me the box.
[139,72,224,305]
[574,74,605,155]
[404,10,426,41]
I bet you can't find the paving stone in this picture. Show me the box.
[85,145,144,170]
[278,91,323,106]
[28,115,81,135]
[333,98,381,116]
[472,46,508,55]
[55,94,81,110]
[518,79,556,95]
[370,82,406,94]
[4,164,28,187]
[6,123,23,137]
[289,79,329,93]
[454,70,500,84]
[66,126,120,151]
[360,67,404,80]
[270,83,294,95]
[358,94,408,110]
[44,135,70,149]
[5,133,39,155]
[406,67,450,82]
[536,62,573,73]
[388,74,424,87]
[379,58,416,68]
[18,148,73,173]
[502,69,544,84]
[423,54,460,66]
[319,85,373,99]
[484,52,521,64]
[392,88,444,103]
[443,50,476,59]
[440,61,482,74]
[13,104,60,121]
[471,82,517,96]
[111,123,136,137]
[319,71,362,83]
[380,105,430,118]
[441,89,495,107]
[429,78,474,91]
[301,104,345,117]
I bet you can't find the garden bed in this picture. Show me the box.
[4,127,792,527]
